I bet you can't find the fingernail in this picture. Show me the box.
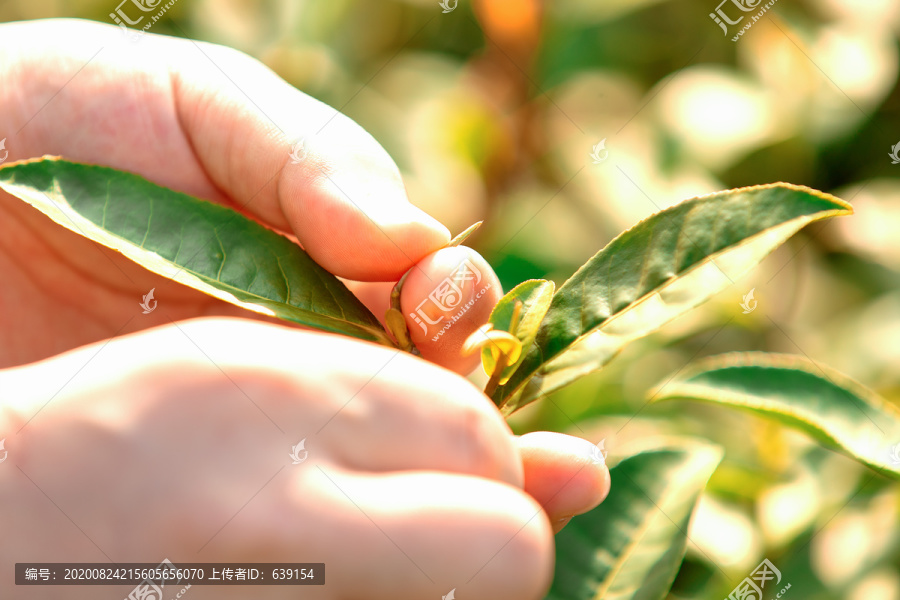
[553,516,573,534]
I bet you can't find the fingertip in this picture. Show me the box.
[283,179,450,281]
[517,432,611,530]
[552,516,573,534]
[400,246,502,374]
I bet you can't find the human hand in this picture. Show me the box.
[0,318,610,599]
[0,18,482,368]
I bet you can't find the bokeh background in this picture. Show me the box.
[3,0,900,598]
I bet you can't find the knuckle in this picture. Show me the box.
[449,397,507,475]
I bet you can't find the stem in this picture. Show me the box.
[390,269,410,313]
[387,270,420,355]
[484,300,524,399]
[483,350,509,399]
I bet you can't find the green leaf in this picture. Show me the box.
[546,441,723,600]
[650,352,900,479]
[0,157,393,345]
[495,183,852,415]
[483,279,555,383]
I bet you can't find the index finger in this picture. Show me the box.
[1,19,450,282]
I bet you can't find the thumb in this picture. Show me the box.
[167,35,449,281]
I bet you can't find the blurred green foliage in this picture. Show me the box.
[4,0,900,597]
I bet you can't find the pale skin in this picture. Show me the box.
[0,19,610,599]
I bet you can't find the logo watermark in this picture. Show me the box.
[125,558,191,600]
[590,439,608,466]
[0,439,7,464]
[888,442,900,466]
[740,288,757,314]
[289,439,308,465]
[408,259,492,342]
[889,142,900,165]
[725,558,790,600]
[0,138,8,164]
[289,139,308,164]
[590,139,608,163]
[439,0,457,13]
[110,0,181,41]
[140,288,157,314]
[709,0,780,41]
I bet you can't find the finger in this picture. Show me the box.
[305,334,523,487]
[99,317,523,486]
[1,19,450,282]
[164,33,451,281]
[516,432,610,534]
[400,246,502,374]
[301,470,553,600]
